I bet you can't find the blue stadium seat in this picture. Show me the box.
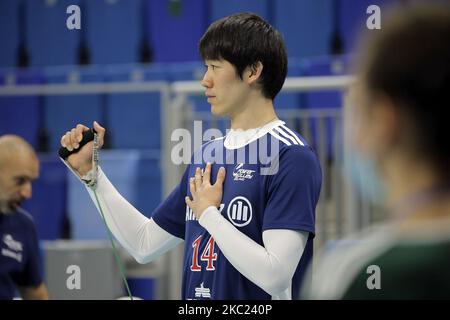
[274,0,333,59]
[0,69,44,150]
[25,0,80,66]
[210,0,270,22]
[275,59,306,111]
[43,66,104,151]
[147,0,208,62]
[0,0,20,67]
[67,150,161,240]
[85,0,142,64]
[304,55,351,109]
[303,55,352,158]
[274,59,308,134]
[104,64,169,149]
[22,153,67,240]
[339,0,397,53]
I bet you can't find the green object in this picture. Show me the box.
[343,241,450,299]
[168,0,182,17]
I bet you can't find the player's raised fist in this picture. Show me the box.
[60,121,106,176]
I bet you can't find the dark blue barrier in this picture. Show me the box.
[127,276,155,300]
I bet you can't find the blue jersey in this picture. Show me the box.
[0,208,43,299]
[153,122,321,299]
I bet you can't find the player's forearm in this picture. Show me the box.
[199,206,307,297]
[85,167,182,263]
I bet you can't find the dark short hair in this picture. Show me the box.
[359,5,450,174]
[199,13,288,100]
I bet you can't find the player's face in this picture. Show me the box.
[0,154,39,214]
[201,59,250,117]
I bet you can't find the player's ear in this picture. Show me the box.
[246,61,263,85]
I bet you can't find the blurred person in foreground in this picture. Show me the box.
[304,5,450,299]
[0,135,49,299]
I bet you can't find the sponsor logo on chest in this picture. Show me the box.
[1,234,23,262]
[232,164,256,181]
[186,197,253,227]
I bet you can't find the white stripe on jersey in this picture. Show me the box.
[280,125,305,146]
[269,129,292,146]
[274,127,299,145]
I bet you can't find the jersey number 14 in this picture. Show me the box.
[190,235,217,271]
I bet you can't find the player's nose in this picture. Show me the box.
[201,70,213,88]
[19,182,32,200]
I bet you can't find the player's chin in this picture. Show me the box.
[210,104,226,117]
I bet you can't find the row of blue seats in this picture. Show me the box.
[23,150,162,241]
[0,63,172,151]
[0,0,399,67]
[0,55,351,153]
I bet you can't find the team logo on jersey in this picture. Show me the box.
[232,163,255,181]
[227,196,253,227]
[194,282,211,299]
[1,234,23,262]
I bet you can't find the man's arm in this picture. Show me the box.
[200,207,308,297]
[18,283,49,300]
[60,122,183,263]
[85,167,183,263]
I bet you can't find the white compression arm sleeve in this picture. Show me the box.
[86,167,183,264]
[199,206,308,299]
